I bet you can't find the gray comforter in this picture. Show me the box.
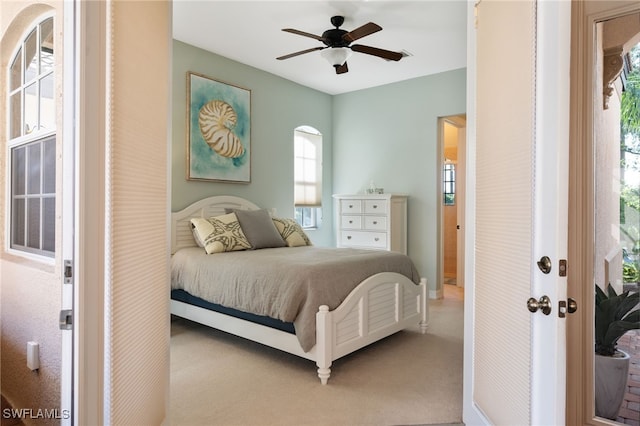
[171,246,420,352]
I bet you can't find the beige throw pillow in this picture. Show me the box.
[272,217,312,247]
[191,213,251,254]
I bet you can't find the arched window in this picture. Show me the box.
[294,126,322,228]
[7,16,56,258]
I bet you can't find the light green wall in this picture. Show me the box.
[172,40,334,245]
[332,69,467,293]
[172,40,467,291]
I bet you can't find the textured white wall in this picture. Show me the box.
[0,2,63,422]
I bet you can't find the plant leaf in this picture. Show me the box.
[623,309,639,323]
[595,285,607,305]
[614,292,639,321]
[594,283,640,351]
[604,319,640,347]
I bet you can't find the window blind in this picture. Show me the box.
[105,2,170,424]
[294,129,322,207]
[473,1,535,424]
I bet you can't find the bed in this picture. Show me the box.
[170,195,429,384]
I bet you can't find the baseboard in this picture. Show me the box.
[430,288,444,299]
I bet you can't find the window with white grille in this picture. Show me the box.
[7,16,56,258]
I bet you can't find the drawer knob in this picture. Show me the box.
[349,204,353,208]
[373,205,378,209]
[373,221,377,225]
[347,236,352,240]
[374,237,379,241]
[349,220,353,224]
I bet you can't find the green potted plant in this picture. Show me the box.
[594,283,639,420]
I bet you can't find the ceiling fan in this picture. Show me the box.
[276,16,404,74]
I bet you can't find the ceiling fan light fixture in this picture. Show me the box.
[320,47,352,66]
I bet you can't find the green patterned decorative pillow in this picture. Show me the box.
[191,213,252,254]
[272,217,312,247]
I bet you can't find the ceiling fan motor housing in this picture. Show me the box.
[322,28,349,47]
[322,16,349,47]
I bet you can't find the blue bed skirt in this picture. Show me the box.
[171,289,296,334]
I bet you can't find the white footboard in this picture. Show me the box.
[171,272,428,385]
[314,273,428,384]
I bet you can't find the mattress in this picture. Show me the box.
[171,245,420,351]
[171,288,296,334]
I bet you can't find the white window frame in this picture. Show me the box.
[5,13,56,262]
[443,161,456,205]
[294,126,322,229]
[295,205,323,230]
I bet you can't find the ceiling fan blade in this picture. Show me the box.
[351,44,403,61]
[282,28,325,42]
[277,46,325,60]
[342,22,382,43]
[335,62,349,74]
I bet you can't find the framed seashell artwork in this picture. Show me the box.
[187,72,251,183]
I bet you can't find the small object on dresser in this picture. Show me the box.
[366,180,384,194]
[367,180,376,194]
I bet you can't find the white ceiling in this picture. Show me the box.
[173,1,468,95]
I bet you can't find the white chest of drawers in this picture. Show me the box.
[333,194,408,254]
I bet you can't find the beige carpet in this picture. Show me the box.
[170,285,464,426]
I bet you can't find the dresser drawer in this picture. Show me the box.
[364,216,386,231]
[341,215,362,229]
[340,231,388,249]
[364,199,387,213]
[340,200,362,214]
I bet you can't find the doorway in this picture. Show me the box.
[439,115,466,297]
[567,2,640,424]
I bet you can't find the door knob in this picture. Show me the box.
[527,295,552,315]
[568,297,577,314]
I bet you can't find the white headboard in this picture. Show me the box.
[171,195,261,254]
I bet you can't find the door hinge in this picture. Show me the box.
[474,1,482,29]
[59,309,73,330]
[64,259,73,284]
